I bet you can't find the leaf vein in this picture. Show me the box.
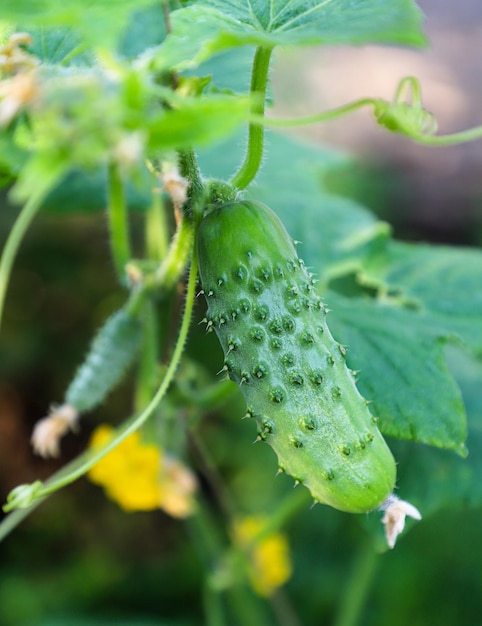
[275,0,336,33]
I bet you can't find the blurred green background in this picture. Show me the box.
[1,1,482,625]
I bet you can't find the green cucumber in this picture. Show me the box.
[65,309,142,412]
[197,201,396,514]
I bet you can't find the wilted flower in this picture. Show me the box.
[31,403,79,458]
[161,165,189,210]
[380,494,422,548]
[0,70,39,126]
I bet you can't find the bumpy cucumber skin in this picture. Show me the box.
[197,201,396,514]
[65,310,142,412]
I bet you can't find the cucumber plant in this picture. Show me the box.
[0,1,481,624]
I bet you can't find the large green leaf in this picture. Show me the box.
[363,346,482,549]
[147,94,251,151]
[26,26,94,66]
[326,293,467,454]
[393,346,482,514]
[2,0,158,49]
[359,241,482,355]
[118,3,167,59]
[39,168,151,213]
[155,0,426,69]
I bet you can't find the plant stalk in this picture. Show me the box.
[333,540,379,626]
[231,46,273,190]
[107,161,132,284]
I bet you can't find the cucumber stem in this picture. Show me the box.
[256,98,376,129]
[333,540,379,626]
[178,147,205,221]
[231,46,273,190]
[146,182,169,262]
[107,161,132,284]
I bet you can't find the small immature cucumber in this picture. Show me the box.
[197,201,396,513]
[65,309,142,412]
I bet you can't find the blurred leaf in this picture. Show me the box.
[11,66,249,197]
[156,0,426,69]
[32,614,194,626]
[147,94,251,150]
[247,135,391,285]
[2,0,158,49]
[393,347,482,513]
[118,3,167,59]
[326,293,467,454]
[363,346,482,549]
[359,241,482,355]
[183,46,255,94]
[198,130,392,284]
[0,129,27,187]
[39,168,151,214]
[27,26,94,66]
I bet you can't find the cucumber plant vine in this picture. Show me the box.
[1,2,482,624]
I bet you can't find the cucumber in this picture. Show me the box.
[197,201,396,514]
[65,309,142,412]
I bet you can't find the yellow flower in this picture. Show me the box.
[87,425,197,515]
[233,516,292,597]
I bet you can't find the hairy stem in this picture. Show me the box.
[258,98,376,129]
[333,540,379,626]
[107,161,132,284]
[178,147,205,220]
[411,126,482,146]
[257,97,482,146]
[231,46,273,190]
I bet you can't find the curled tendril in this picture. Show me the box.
[373,76,438,138]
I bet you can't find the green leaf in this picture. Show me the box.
[326,293,468,454]
[0,129,27,188]
[26,26,94,66]
[359,241,482,355]
[39,168,151,214]
[198,130,390,285]
[156,0,426,70]
[2,0,158,49]
[183,46,255,94]
[247,136,391,285]
[147,94,251,151]
[362,346,482,545]
[118,3,167,59]
[383,347,482,531]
